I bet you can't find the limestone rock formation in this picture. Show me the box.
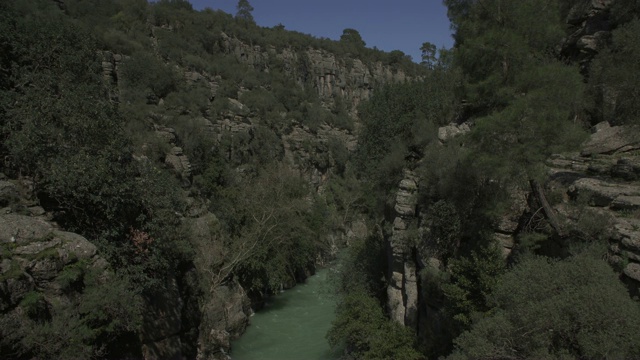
[219,32,410,111]
[387,171,420,330]
[581,122,640,156]
[437,122,472,143]
[0,202,202,359]
[544,122,640,285]
[562,0,614,70]
[0,213,101,334]
[198,280,252,360]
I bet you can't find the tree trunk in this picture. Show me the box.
[529,179,565,237]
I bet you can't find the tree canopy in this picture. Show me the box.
[236,0,255,22]
[449,249,640,359]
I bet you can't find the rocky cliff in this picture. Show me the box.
[219,32,410,112]
[546,122,640,287]
[562,0,614,71]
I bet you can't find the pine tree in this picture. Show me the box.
[236,0,254,22]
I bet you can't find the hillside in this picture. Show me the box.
[2,0,640,359]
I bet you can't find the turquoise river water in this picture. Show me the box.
[230,267,341,360]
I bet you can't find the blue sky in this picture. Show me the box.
[188,0,453,62]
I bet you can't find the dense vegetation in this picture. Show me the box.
[2,0,640,358]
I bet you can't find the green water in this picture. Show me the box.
[230,268,341,360]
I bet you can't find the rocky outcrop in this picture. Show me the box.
[581,122,640,156]
[562,0,614,70]
[186,211,253,360]
[100,51,126,85]
[387,171,420,330]
[283,123,356,189]
[495,186,528,257]
[165,146,193,186]
[152,125,194,186]
[543,122,640,285]
[437,122,472,143]
[570,178,640,210]
[197,280,252,360]
[0,213,103,342]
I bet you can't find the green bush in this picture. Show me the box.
[327,291,421,360]
[442,244,506,328]
[56,261,86,291]
[19,291,46,319]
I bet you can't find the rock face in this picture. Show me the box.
[562,0,614,71]
[387,171,420,330]
[581,123,640,156]
[544,122,640,286]
[219,32,410,112]
[185,211,253,360]
[437,122,472,143]
[0,213,101,336]
[197,280,252,360]
[494,185,528,257]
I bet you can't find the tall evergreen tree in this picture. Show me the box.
[236,0,254,22]
[420,41,437,68]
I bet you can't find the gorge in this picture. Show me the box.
[2,0,640,359]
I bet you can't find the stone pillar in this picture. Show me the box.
[387,171,419,329]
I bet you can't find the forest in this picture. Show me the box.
[1,0,640,359]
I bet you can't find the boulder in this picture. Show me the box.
[55,231,97,264]
[438,122,471,143]
[581,124,640,156]
[614,218,640,252]
[624,262,640,282]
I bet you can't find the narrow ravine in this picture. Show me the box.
[230,267,341,360]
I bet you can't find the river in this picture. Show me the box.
[230,267,341,360]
